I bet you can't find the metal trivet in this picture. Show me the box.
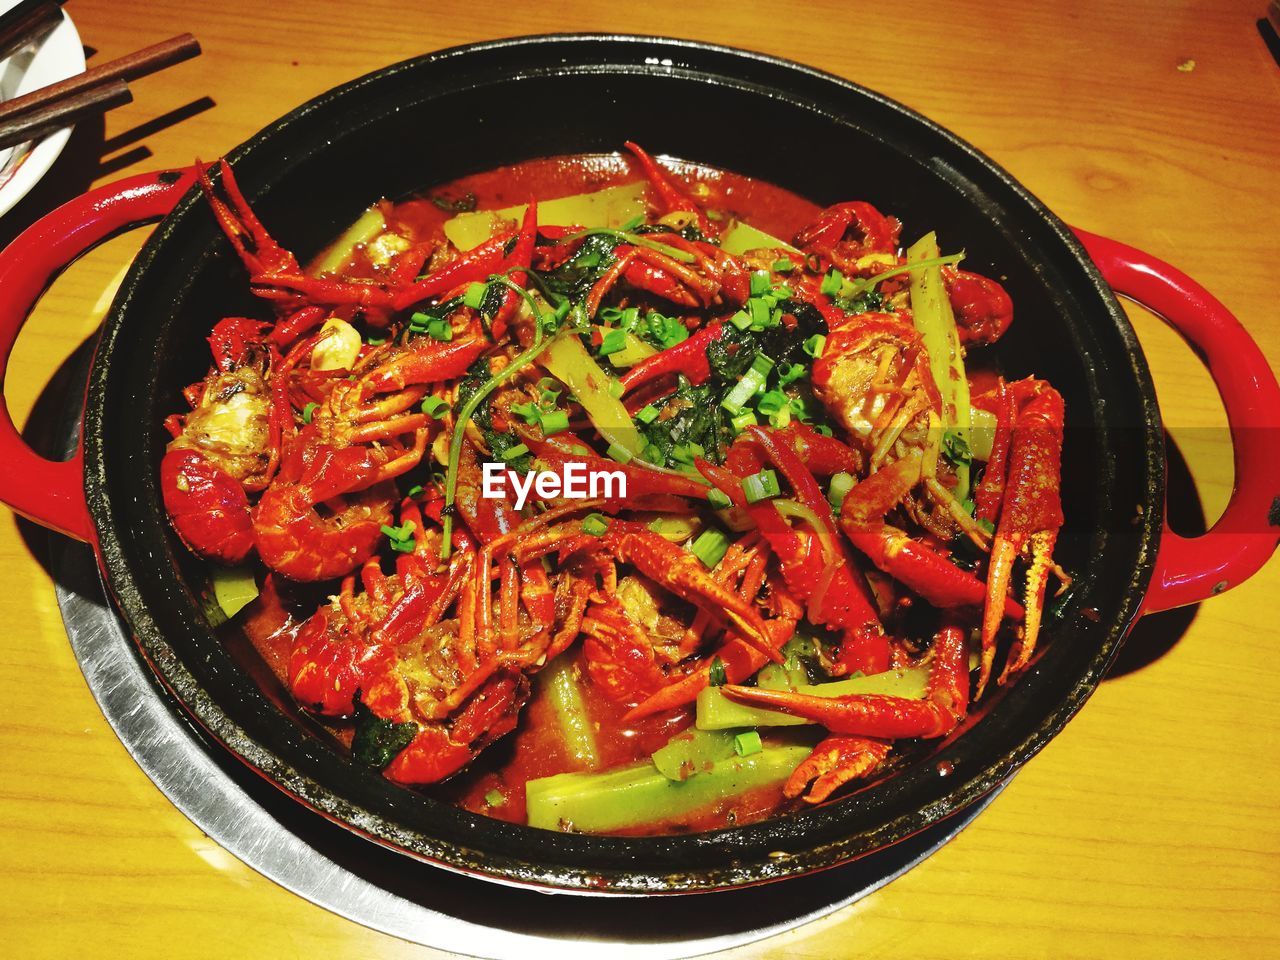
[45,348,1004,959]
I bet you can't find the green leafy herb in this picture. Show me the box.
[942,429,973,469]
[351,698,419,769]
[708,657,727,687]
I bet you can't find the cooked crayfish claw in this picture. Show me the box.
[979,383,1065,697]
[784,735,892,803]
[198,159,299,278]
[721,622,970,739]
[839,451,1022,616]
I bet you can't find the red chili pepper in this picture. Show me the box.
[618,320,726,393]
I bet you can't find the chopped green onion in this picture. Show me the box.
[420,396,450,419]
[813,424,834,437]
[741,469,781,503]
[606,441,633,464]
[381,521,416,553]
[499,442,530,462]
[756,390,789,417]
[828,471,855,509]
[537,377,562,404]
[708,657,727,687]
[598,328,629,356]
[484,788,505,807]
[771,258,795,273]
[777,362,807,386]
[635,404,660,425]
[707,488,733,509]
[365,334,386,346]
[607,378,625,399]
[721,353,774,413]
[509,401,541,425]
[301,402,318,424]
[540,409,570,434]
[690,528,730,569]
[407,484,425,498]
[747,298,772,329]
[771,285,793,300]
[581,513,610,537]
[749,270,772,296]
[820,269,844,296]
[802,334,826,358]
[729,309,752,331]
[462,282,488,309]
[733,731,763,757]
[730,409,758,433]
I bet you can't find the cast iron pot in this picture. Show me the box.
[1,36,1277,894]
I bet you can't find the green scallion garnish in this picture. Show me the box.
[741,469,781,504]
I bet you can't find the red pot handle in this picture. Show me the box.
[1074,228,1280,613]
[0,167,198,542]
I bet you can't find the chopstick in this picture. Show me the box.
[0,1,62,64]
[0,78,131,151]
[0,33,200,125]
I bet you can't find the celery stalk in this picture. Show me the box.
[525,746,811,832]
[538,658,599,769]
[540,334,643,457]
[696,667,930,730]
[907,231,972,500]
[651,728,738,781]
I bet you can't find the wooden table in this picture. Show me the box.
[1,1,1277,956]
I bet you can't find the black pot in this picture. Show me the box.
[1,35,1275,894]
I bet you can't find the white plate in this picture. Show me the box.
[0,2,85,217]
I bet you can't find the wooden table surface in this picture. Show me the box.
[1,1,1277,957]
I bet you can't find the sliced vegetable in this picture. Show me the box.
[719,220,798,256]
[907,231,973,499]
[525,746,811,832]
[444,182,649,250]
[689,528,730,568]
[581,513,610,536]
[651,728,737,781]
[741,469,781,503]
[211,565,258,619]
[645,514,701,542]
[696,665,931,730]
[540,334,644,457]
[308,205,385,276]
[733,731,763,756]
[538,657,600,768]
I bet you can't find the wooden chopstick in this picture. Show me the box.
[0,33,201,125]
[0,78,131,152]
[0,0,63,64]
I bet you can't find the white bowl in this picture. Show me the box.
[0,2,85,217]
